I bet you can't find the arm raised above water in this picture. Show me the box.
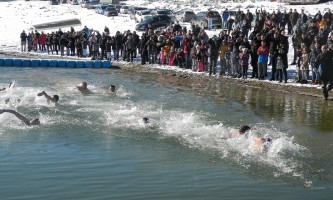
[0,109,40,126]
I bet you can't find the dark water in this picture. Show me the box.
[0,67,332,199]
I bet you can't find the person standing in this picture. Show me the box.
[20,30,27,52]
[276,43,288,83]
[257,41,269,80]
[222,8,230,29]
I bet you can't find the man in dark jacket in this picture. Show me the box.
[315,46,333,100]
[20,30,27,52]
[208,38,218,75]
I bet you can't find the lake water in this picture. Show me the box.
[0,67,332,199]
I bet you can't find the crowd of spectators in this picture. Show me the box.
[19,7,333,84]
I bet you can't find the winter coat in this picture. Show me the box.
[239,52,250,66]
[257,44,269,63]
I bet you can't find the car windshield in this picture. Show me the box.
[196,12,207,19]
[142,17,153,23]
[106,7,116,11]
[185,11,194,15]
[157,10,170,15]
[141,10,151,15]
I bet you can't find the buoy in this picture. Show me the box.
[76,61,85,68]
[58,60,67,68]
[13,59,22,67]
[67,60,76,68]
[22,59,31,67]
[93,60,102,68]
[4,58,13,66]
[85,61,93,68]
[31,59,40,67]
[49,60,58,67]
[102,60,111,68]
[40,59,49,67]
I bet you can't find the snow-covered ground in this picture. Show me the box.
[0,0,331,88]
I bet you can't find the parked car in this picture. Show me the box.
[49,0,59,5]
[71,0,79,5]
[81,0,100,9]
[135,14,172,31]
[135,9,153,23]
[191,11,222,29]
[104,7,118,17]
[120,5,130,14]
[129,6,148,20]
[150,9,175,22]
[95,4,108,14]
[113,4,122,13]
[174,10,196,22]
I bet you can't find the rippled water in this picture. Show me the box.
[0,67,332,199]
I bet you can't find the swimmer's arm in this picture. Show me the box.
[0,88,6,91]
[38,91,55,103]
[0,109,31,125]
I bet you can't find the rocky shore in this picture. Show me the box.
[1,51,325,99]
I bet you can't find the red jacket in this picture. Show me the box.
[39,33,47,45]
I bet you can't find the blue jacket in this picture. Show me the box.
[222,11,229,21]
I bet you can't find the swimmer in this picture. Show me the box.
[109,85,116,93]
[0,82,13,91]
[4,98,21,104]
[253,134,273,153]
[143,117,149,124]
[37,91,59,105]
[0,109,40,126]
[76,81,89,92]
[231,125,251,137]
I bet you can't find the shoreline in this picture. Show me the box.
[1,51,325,99]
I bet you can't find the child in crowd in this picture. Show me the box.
[225,46,232,76]
[190,45,198,71]
[168,46,175,66]
[176,48,185,68]
[300,47,309,84]
[309,42,321,84]
[230,46,240,78]
[197,44,203,72]
[239,48,250,79]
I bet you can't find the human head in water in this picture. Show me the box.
[109,85,116,92]
[143,117,149,123]
[239,125,251,135]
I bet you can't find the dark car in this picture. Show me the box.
[150,9,175,22]
[49,0,59,5]
[191,10,222,29]
[104,7,118,16]
[135,15,172,31]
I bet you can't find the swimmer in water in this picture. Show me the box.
[109,85,116,93]
[0,82,13,91]
[231,125,251,137]
[37,91,59,105]
[0,109,40,126]
[76,81,89,93]
[143,117,149,124]
[253,134,273,152]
